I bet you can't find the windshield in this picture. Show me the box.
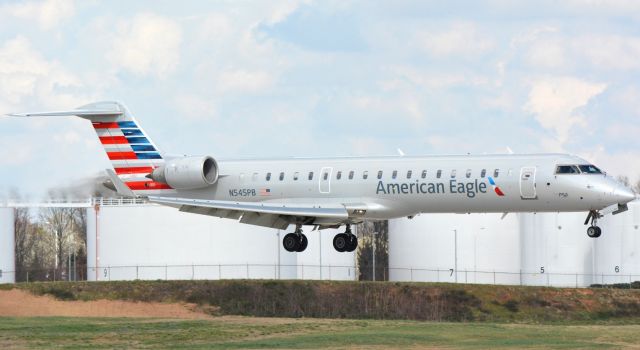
[578,164,602,174]
[555,165,580,174]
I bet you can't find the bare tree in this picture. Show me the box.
[14,207,36,281]
[357,220,389,281]
[40,207,77,280]
[617,175,630,187]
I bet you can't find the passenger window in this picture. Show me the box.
[494,169,500,178]
[392,170,398,179]
[293,172,299,181]
[336,171,342,180]
[363,171,369,179]
[252,172,258,181]
[555,165,580,174]
[323,172,328,180]
[308,172,314,180]
[377,170,383,179]
[349,171,354,180]
[279,172,285,181]
[266,172,271,181]
[466,169,471,178]
[451,170,457,178]
[437,170,442,179]
[480,169,486,178]
[421,170,427,179]
[407,170,412,179]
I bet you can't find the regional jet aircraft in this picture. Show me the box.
[9,102,636,253]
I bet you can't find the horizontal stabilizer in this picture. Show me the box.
[7,109,122,118]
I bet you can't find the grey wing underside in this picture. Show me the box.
[147,196,349,230]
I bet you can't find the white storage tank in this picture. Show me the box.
[519,212,596,287]
[389,213,520,285]
[0,207,15,284]
[87,201,355,281]
[593,200,640,285]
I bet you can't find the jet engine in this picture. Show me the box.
[149,156,219,190]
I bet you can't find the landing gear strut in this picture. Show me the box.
[283,224,308,252]
[584,210,602,238]
[333,224,358,253]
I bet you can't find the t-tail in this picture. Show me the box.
[8,101,175,196]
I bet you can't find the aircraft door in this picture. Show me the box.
[520,166,537,199]
[319,167,332,194]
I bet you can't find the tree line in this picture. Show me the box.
[14,206,87,282]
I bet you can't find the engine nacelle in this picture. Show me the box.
[150,156,219,190]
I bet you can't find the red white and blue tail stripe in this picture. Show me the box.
[8,101,174,195]
[91,119,172,192]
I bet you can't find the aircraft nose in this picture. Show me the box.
[614,186,636,204]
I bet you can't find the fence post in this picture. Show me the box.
[108,266,111,281]
[246,263,249,279]
[465,270,468,284]
[493,271,496,285]
[575,273,578,288]
[519,269,522,286]
[136,265,139,280]
[410,268,413,282]
[218,264,221,280]
[26,271,29,283]
[547,273,550,287]
[165,265,168,280]
[301,264,304,280]
[329,265,331,280]
[192,264,194,280]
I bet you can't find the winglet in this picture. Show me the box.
[105,169,136,197]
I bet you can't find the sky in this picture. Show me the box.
[0,0,639,199]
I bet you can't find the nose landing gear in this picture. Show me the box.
[333,224,358,252]
[584,210,602,238]
[283,224,308,252]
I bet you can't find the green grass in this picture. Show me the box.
[2,317,640,349]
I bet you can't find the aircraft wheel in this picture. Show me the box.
[345,234,358,252]
[283,233,300,252]
[333,233,348,252]
[587,226,602,238]
[296,234,308,252]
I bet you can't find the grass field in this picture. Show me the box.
[2,316,640,349]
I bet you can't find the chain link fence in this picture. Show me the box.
[2,265,640,288]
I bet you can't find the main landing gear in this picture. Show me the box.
[333,224,358,253]
[283,224,308,252]
[584,210,602,238]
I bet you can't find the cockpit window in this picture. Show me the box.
[578,165,602,174]
[555,165,580,174]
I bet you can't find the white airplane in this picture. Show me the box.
[9,101,636,253]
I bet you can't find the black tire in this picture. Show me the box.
[594,226,602,238]
[587,226,597,238]
[283,233,299,252]
[333,233,347,252]
[296,234,308,252]
[346,234,358,252]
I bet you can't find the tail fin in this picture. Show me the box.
[8,101,174,196]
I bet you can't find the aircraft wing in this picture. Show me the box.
[147,196,349,230]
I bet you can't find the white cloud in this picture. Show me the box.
[174,95,217,121]
[416,22,495,57]
[3,0,75,30]
[524,77,606,150]
[110,13,182,78]
[216,69,274,93]
[0,36,86,112]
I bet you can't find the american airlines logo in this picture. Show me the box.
[376,178,505,198]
